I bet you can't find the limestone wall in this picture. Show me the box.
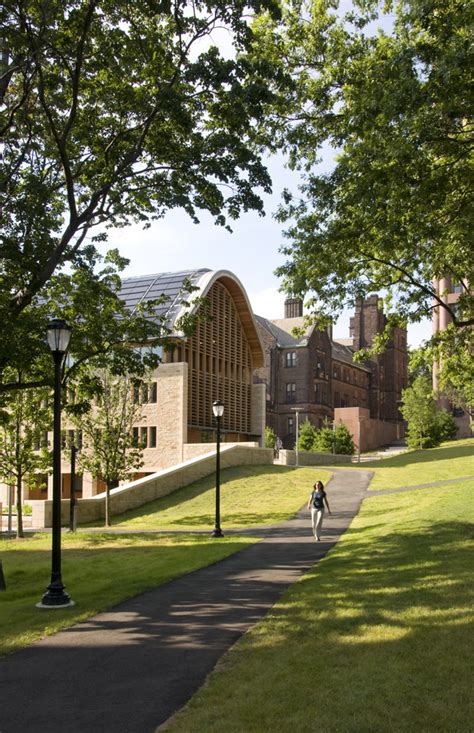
[182,442,259,462]
[278,450,351,466]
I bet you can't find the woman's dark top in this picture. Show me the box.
[311,489,326,510]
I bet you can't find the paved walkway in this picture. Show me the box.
[0,469,370,733]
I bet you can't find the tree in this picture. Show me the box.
[297,418,316,451]
[333,423,355,456]
[252,0,473,361]
[401,376,439,449]
[73,369,145,526]
[409,343,473,419]
[1,0,284,388]
[432,410,457,443]
[312,419,335,454]
[312,419,354,454]
[408,347,433,386]
[0,372,50,537]
[264,425,277,449]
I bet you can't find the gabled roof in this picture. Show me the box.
[255,315,314,347]
[332,340,371,372]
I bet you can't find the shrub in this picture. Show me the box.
[264,426,277,449]
[313,421,335,454]
[433,410,458,442]
[298,419,317,451]
[334,423,355,455]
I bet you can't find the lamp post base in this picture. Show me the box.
[37,582,74,609]
[211,527,224,538]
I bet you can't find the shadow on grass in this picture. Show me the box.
[1,516,471,732]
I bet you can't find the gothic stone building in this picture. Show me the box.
[254,295,408,451]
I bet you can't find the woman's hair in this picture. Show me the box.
[316,480,324,491]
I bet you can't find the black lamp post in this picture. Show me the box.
[211,399,224,538]
[37,319,74,609]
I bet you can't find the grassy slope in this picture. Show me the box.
[360,438,474,490]
[93,465,331,530]
[165,480,474,732]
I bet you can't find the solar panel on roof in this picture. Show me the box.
[118,269,211,329]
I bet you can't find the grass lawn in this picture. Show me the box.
[0,465,330,657]
[164,479,474,733]
[89,465,331,530]
[0,532,257,657]
[337,438,473,490]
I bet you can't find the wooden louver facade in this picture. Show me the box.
[185,280,253,434]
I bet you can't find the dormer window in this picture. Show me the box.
[285,351,297,368]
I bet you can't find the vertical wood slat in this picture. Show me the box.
[186,281,252,434]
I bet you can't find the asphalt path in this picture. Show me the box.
[0,468,370,733]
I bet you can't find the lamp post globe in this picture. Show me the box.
[37,319,74,608]
[211,400,224,538]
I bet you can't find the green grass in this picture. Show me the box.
[91,465,331,530]
[328,438,474,490]
[164,479,474,733]
[0,532,257,657]
[0,465,330,656]
[363,438,474,489]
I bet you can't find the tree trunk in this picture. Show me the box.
[16,472,24,538]
[105,483,111,527]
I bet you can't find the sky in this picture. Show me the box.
[104,150,431,348]
[102,5,432,348]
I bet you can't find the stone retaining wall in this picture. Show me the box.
[278,450,351,466]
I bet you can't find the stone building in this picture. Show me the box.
[2,269,265,505]
[254,295,407,451]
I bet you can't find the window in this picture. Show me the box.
[132,384,140,404]
[132,427,139,447]
[453,282,463,294]
[140,427,148,448]
[314,382,328,405]
[285,351,297,368]
[288,417,294,435]
[149,382,157,403]
[286,383,296,403]
[149,426,157,448]
[314,382,322,404]
[141,383,149,403]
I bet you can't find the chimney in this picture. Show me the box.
[284,297,303,319]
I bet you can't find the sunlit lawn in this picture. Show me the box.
[89,465,331,530]
[164,479,474,733]
[0,532,257,657]
[333,438,473,490]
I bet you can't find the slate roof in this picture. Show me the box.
[332,339,371,372]
[255,315,313,347]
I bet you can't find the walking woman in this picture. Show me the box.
[307,480,331,541]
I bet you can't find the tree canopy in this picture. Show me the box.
[252,0,473,355]
[0,0,284,389]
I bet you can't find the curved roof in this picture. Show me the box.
[120,269,264,367]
